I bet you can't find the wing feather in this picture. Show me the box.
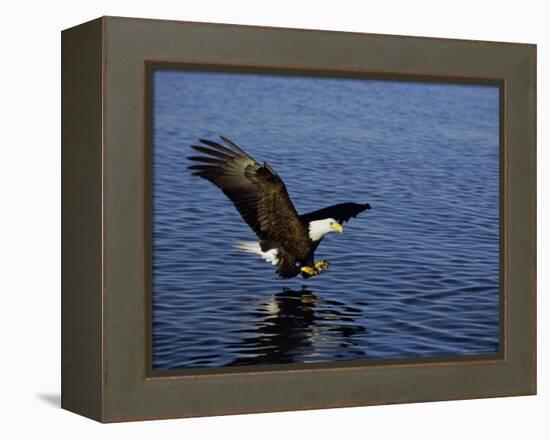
[190,145,234,160]
[188,137,309,277]
[219,136,254,159]
[198,138,241,157]
[300,202,371,225]
[187,156,225,164]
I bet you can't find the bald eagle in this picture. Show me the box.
[188,136,371,278]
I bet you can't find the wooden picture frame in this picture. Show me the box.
[61,16,536,422]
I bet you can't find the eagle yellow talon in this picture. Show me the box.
[315,260,330,272]
[300,266,317,277]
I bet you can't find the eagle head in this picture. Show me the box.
[308,218,343,241]
[328,219,344,234]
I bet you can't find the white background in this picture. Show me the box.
[1,0,546,438]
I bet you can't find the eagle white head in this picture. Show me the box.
[308,218,343,241]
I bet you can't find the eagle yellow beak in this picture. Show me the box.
[332,223,343,234]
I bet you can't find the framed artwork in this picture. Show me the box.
[62,16,536,422]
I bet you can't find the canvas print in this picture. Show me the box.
[151,69,500,370]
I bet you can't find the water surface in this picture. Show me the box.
[152,71,500,370]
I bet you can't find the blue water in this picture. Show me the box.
[152,70,500,370]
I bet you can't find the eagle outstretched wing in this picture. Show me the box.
[188,136,309,277]
[299,202,371,225]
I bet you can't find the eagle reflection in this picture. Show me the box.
[226,288,367,366]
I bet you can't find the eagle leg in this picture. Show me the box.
[315,260,330,273]
[300,266,317,278]
[300,261,330,278]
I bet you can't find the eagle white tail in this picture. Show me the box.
[235,241,279,265]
